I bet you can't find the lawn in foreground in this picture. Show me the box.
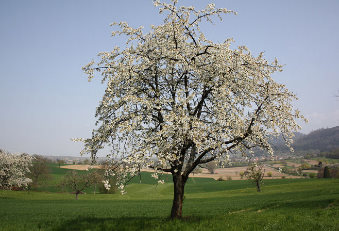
[0,178,338,231]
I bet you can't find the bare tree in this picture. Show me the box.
[56,159,65,168]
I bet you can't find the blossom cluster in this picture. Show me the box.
[0,150,33,189]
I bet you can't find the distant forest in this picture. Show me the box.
[259,126,339,158]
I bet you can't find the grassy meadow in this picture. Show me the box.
[0,164,338,230]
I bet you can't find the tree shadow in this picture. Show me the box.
[262,198,336,211]
[52,216,202,231]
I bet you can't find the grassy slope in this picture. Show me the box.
[1,178,339,231]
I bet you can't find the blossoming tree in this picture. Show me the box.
[81,0,305,218]
[0,150,33,190]
[244,162,265,192]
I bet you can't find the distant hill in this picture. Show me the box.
[254,126,339,156]
[293,126,339,153]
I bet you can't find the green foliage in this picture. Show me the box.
[28,155,50,188]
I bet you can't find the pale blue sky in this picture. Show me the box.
[0,0,338,156]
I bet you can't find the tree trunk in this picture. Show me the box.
[75,191,79,200]
[170,174,186,219]
[256,180,261,192]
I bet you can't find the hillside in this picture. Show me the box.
[293,126,339,152]
[254,126,339,156]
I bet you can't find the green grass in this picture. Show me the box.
[32,163,73,192]
[1,178,339,231]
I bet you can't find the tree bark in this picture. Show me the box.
[256,181,261,192]
[170,174,186,219]
[75,191,80,200]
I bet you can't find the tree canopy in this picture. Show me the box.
[0,150,33,190]
[80,0,305,218]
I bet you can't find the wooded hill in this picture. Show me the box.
[258,126,339,157]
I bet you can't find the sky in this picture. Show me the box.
[0,0,338,156]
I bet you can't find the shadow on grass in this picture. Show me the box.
[260,198,336,211]
[52,216,202,231]
[51,199,338,231]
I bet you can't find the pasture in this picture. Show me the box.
[1,174,338,230]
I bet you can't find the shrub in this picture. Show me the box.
[239,171,245,179]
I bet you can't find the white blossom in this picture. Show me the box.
[102,180,111,191]
[0,150,33,190]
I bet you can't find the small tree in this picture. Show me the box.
[205,161,217,174]
[90,169,103,195]
[60,170,94,199]
[29,155,50,187]
[0,150,33,190]
[80,0,306,219]
[244,163,265,192]
[56,159,65,168]
[267,172,272,177]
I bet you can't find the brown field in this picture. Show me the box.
[305,160,319,165]
[302,170,318,173]
[60,164,102,171]
[272,164,284,168]
[62,162,306,180]
[273,159,319,168]
[143,165,302,180]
